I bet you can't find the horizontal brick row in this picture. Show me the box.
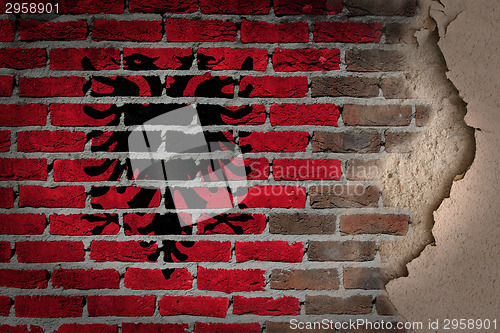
[0,47,409,73]
[0,267,385,291]
[0,19,412,43]
[0,0,416,16]
[0,293,387,318]
[0,77,413,100]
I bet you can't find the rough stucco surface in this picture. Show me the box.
[388,0,500,329]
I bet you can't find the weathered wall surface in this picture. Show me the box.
[388,0,500,330]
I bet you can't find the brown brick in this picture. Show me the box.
[310,185,379,209]
[269,213,335,234]
[311,77,379,98]
[346,159,381,181]
[270,269,339,290]
[308,241,376,261]
[344,267,385,289]
[385,132,418,153]
[305,295,373,315]
[416,105,431,126]
[343,105,412,126]
[340,214,409,235]
[346,49,406,72]
[266,322,332,333]
[386,23,417,44]
[345,0,417,16]
[312,131,381,153]
[376,295,399,316]
[381,77,414,99]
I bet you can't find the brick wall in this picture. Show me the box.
[0,0,422,331]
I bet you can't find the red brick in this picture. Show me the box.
[238,186,306,209]
[241,158,269,180]
[197,105,266,126]
[0,214,45,235]
[270,269,339,290]
[92,19,162,42]
[167,241,231,262]
[233,296,300,315]
[122,323,188,333]
[340,214,410,235]
[308,241,376,261]
[166,74,234,97]
[17,131,86,152]
[15,296,84,318]
[273,159,341,180]
[195,323,261,333]
[238,131,308,152]
[0,269,48,289]
[20,20,87,41]
[241,20,308,43]
[124,268,192,290]
[50,104,118,126]
[314,22,383,43]
[166,19,236,42]
[88,295,155,317]
[344,267,385,289]
[0,131,9,151]
[19,186,85,208]
[91,187,160,209]
[90,240,158,262]
[124,48,192,70]
[0,325,43,333]
[343,105,412,126]
[50,214,119,236]
[236,241,304,262]
[201,0,269,14]
[305,295,372,314]
[55,324,118,333]
[58,0,124,13]
[197,48,267,71]
[0,159,47,180]
[0,48,47,69]
[270,104,339,126]
[0,20,14,41]
[0,296,10,316]
[52,269,119,290]
[19,77,87,97]
[198,267,265,293]
[0,76,13,96]
[197,213,266,234]
[50,48,120,70]
[17,241,85,263]
[159,296,228,317]
[130,0,197,13]
[0,242,10,262]
[0,104,47,127]
[0,187,13,208]
[53,159,122,182]
[239,76,307,98]
[274,0,342,14]
[273,49,340,71]
[123,213,191,236]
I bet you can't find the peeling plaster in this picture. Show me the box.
[387,0,500,330]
